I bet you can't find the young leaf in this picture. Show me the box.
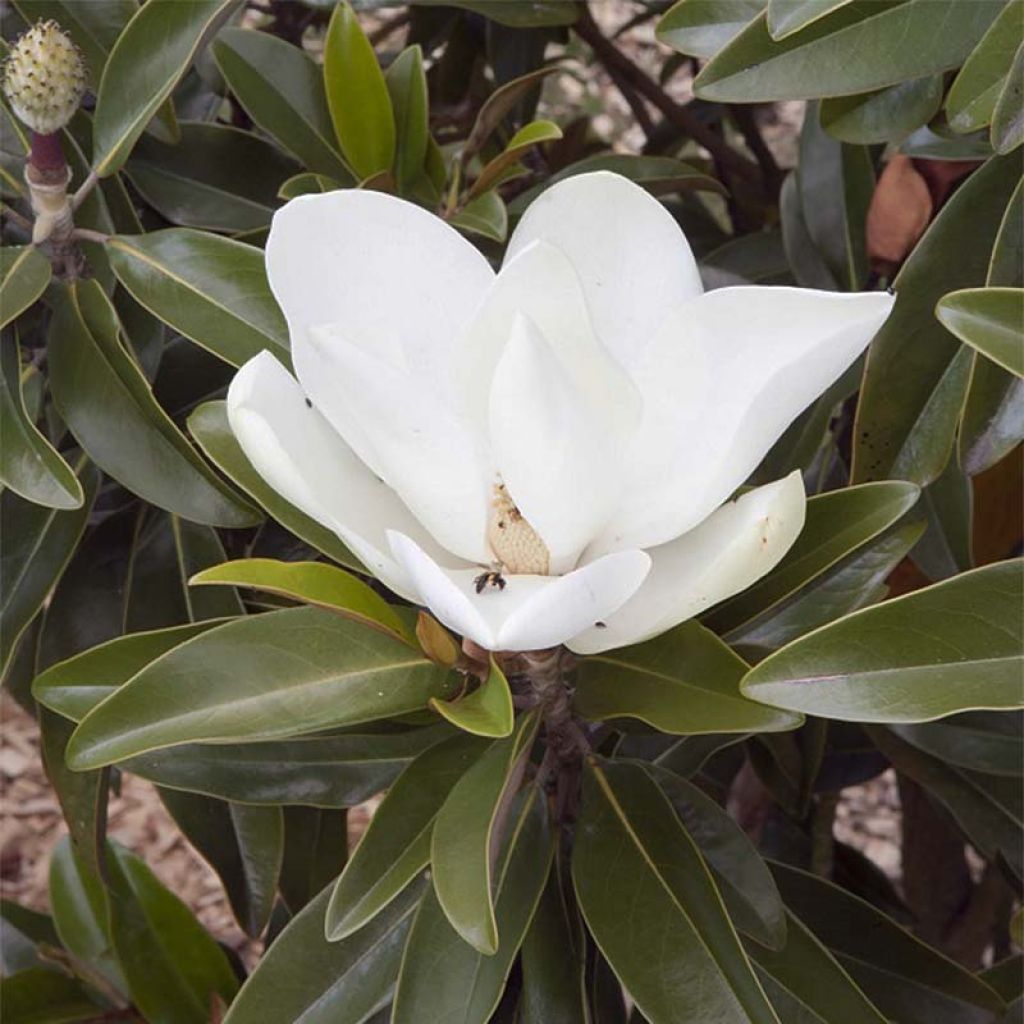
[429,659,514,738]
[936,287,1024,378]
[0,246,50,329]
[385,45,428,194]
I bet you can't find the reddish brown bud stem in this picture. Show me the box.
[29,130,67,180]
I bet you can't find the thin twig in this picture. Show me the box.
[574,4,762,187]
[729,104,782,193]
[1,203,32,230]
[70,227,110,244]
[71,169,99,211]
[369,10,410,46]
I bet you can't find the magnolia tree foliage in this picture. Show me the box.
[0,2,1021,1023]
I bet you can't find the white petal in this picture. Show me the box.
[455,240,640,440]
[569,472,806,655]
[297,326,493,564]
[489,315,621,573]
[226,352,464,600]
[265,189,494,404]
[592,287,895,555]
[389,531,650,652]
[505,171,702,369]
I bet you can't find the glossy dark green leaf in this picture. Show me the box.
[657,0,766,58]
[853,153,1020,485]
[573,759,779,1024]
[779,169,837,290]
[224,878,422,1024]
[158,789,283,937]
[327,732,487,941]
[47,280,258,527]
[891,712,1023,777]
[126,122,299,232]
[707,482,920,635]
[429,658,514,738]
[0,967,102,1024]
[431,711,540,953]
[105,841,238,1024]
[0,334,82,510]
[92,0,237,176]
[324,1,394,181]
[693,2,1003,102]
[393,787,553,1024]
[647,763,786,949]
[936,287,1024,377]
[575,622,801,734]
[277,172,340,199]
[0,900,59,975]
[0,462,98,676]
[946,0,1021,134]
[742,560,1022,722]
[188,401,358,569]
[106,230,289,368]
[702,228,791,286]
[991,52,1023,148]
[278,805,349,916]
[452,190,508,242]
[911,452,973,581]
[766,0,852,38]
[66,606,458,769]
[821,75,943,144]
[424,0,576,27]
[190,558,411,643]
[385,45,428,194]
[771,861,1006,1024]
[0,246,50,329]
[213,27,352,181]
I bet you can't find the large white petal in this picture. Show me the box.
[569,472,806,655]
[265,189,494,404]
[226,352,465,600]
[489,315,622,574]
[454,240,640,439]
[389,531,650,652]
[505,171,703,369]
[301,326,493,564]
[592,287,895,555]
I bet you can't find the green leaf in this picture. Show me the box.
[92,0,237,176]
[469,119,562,200]
[693,2,1004,102]
[766,0,853,39]
[105,841,239,1024]
[706,482,920,636]
[277,171,340,199]
[780,169,837,290]
[0,246,50,329]
[451,190,508,242]
[191,558,412,643]
[126,122,299,233]
[0,334,82,510]
[991,48,1023,150]
[0,967,102,1024]
[462,66,558,163]
[657,0,766,59]
[326,732,487,941]
[936,287,1024,377]
[741,560,1023,723]
[0,900,59,975]
[575,622,801,735]
[385,45,428,194]
[429,659,514,738]
[647,763,786,950]
[106,230,289,368]
[158,789,283,937]
[573,759,780,1024]
[770,860,1006,1024]
[911,451,973,581]
[946,0,1022,134]
[430,711,540,954]
[47,280,259,527]
[213,27,352,181]
[1,463,98,676]
[34,620,227,722]
[853,153,1021,485]
[392,787,553,1024]
[187,401,359,569]
[821,75,943,145]
[66,606,458,769]
[891,712,1023,777]
[224,878,422,1024]
[323,1,395,181]
[278,805,348,915]
[422,0,577,27]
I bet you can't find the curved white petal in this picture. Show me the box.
[569,472,806,655]
[226,352,466,600]
[302,325,493,564]
[489,315,622,573]
[592,287,894,555]
[505,171,702,369]
[389,531,650,652]
[455,240,640,440]
[265,189,494,405]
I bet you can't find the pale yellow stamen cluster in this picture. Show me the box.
[2,20,86,135]
[487,482,550,575]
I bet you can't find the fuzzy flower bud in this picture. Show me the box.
[2,20,87,135]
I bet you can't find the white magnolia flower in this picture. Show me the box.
[227,172,894,655]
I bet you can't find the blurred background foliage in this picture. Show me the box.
[0,1,1021,1022]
